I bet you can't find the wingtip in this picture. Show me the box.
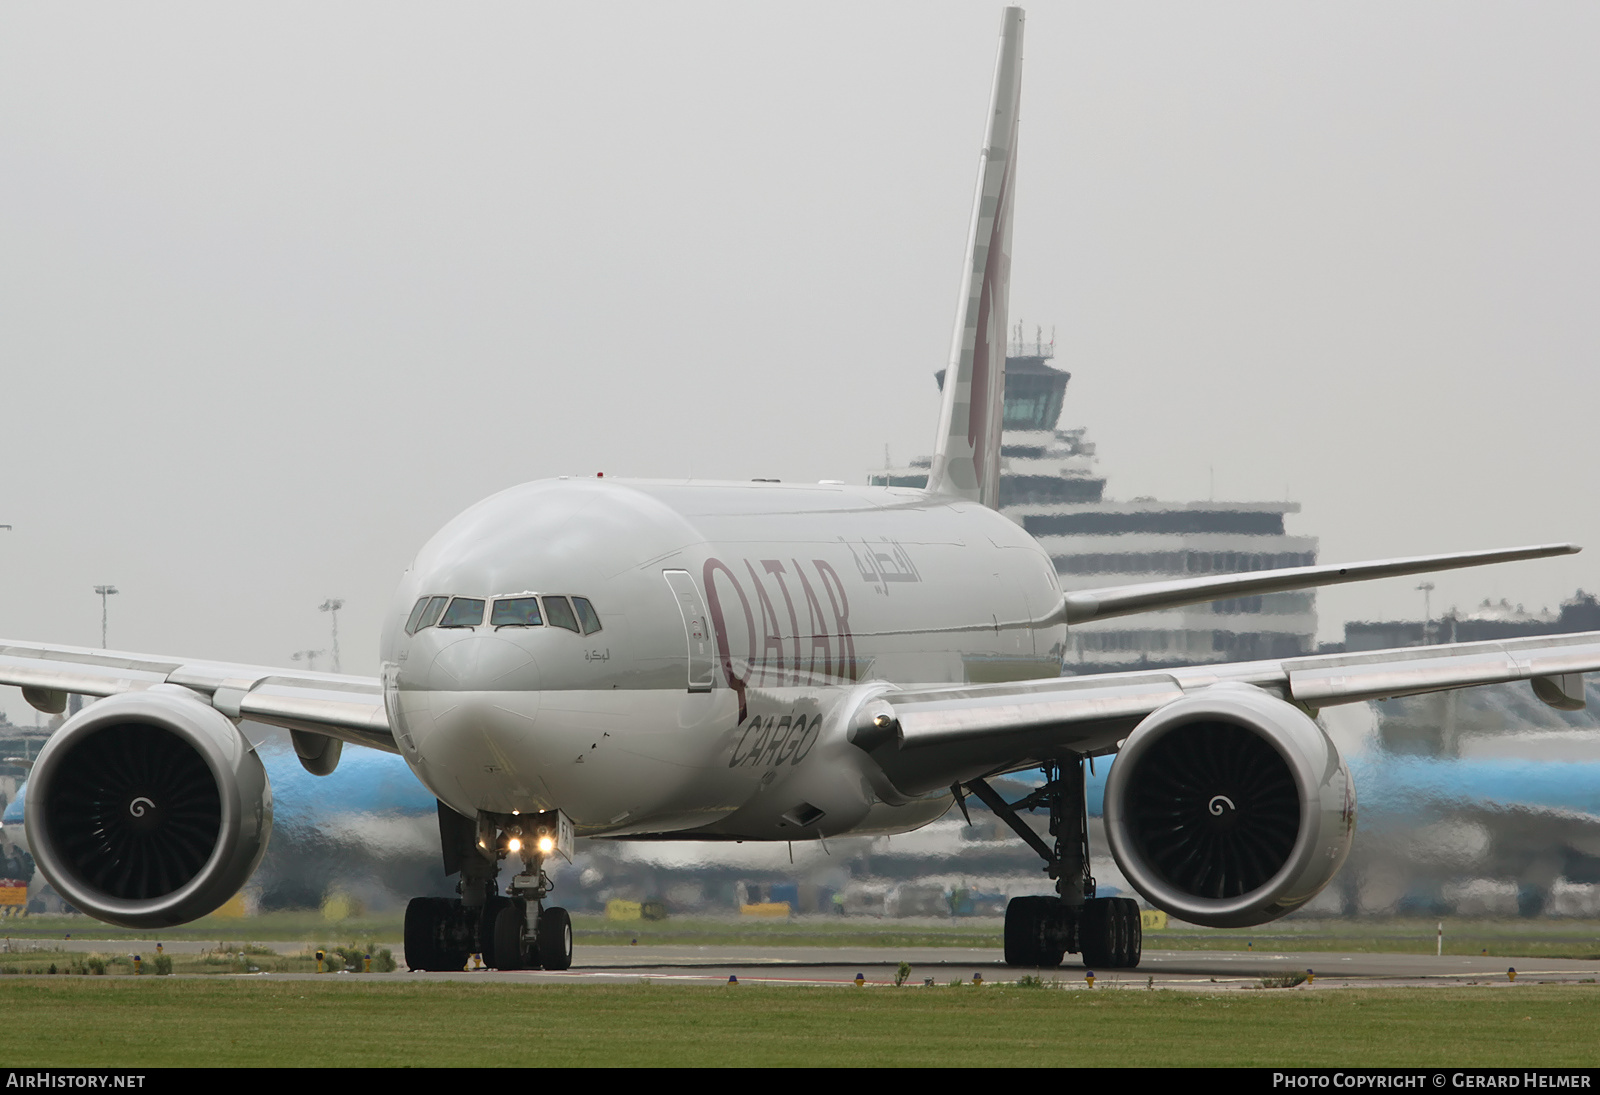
[1513,542,1580,558]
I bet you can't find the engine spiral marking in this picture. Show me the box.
[129,796,155,818]
[1208,795,1236,816]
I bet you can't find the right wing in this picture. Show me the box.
[1056,543,1579,624]
[0,638,394,753]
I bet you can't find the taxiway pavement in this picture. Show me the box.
[27,940,1600,988]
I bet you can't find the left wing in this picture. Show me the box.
[0,638,393,753]
[851,630,1600,791]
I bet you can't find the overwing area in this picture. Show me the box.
[0,639,392,752]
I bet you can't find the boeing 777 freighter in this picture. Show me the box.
[5,7,1600,972]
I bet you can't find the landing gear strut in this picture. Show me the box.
[404,802,574,972]
[490,817,574,972]
[964,757,1142,969]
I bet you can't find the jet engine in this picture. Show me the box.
[24,685,272,928]
[1103,683,1354,929]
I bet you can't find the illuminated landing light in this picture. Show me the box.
[537,835,556,854]
[507,838,522,854]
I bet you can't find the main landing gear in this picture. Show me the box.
[961,756,1142,970]
[405,803,575,972]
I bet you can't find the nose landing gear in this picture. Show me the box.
[962,756,1143,970]
[487,836,574,971]
[405,802,575,972]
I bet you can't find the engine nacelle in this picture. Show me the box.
[24,685,272,928]
[1103,683,1354,929]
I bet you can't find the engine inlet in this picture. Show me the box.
[25,686,272,928]
[1104,683,1355,928]
[1124,720,1298,899]
[44,723,222,901]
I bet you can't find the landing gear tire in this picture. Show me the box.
[1121,899,1142,967]
[478,895,512,969]
[1003,896,1066,968]
[536,906,573,971]
[1080,896,1141,969]
[492,901,528,970]
[405,897,471,972]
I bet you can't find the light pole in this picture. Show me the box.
[319,599,344,673]
[93,585,119,648]
[1416,581,1435,646]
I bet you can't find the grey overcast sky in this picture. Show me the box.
[3,2,1599,723]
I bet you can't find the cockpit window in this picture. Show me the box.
[572,597,603,636]
[413,596,449,633]
[491,597,543,628]
[543,595,580,633]
[439,597,486,628]
[404,597,432,635]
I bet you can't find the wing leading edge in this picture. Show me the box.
[1056,543,1579,624]
[0,639,394,753]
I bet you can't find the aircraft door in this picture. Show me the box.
[662,570,715,693]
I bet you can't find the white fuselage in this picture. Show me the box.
[381,477,1066,840]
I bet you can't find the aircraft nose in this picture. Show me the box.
[427,635,541,692]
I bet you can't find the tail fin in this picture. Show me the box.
[926,6,1024,510]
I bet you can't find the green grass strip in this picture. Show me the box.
[0,980,1596,1067]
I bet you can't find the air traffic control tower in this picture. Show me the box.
[870,333,1319,674]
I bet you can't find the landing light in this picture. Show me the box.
[507,838,522,853]
[537,835,556,855]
